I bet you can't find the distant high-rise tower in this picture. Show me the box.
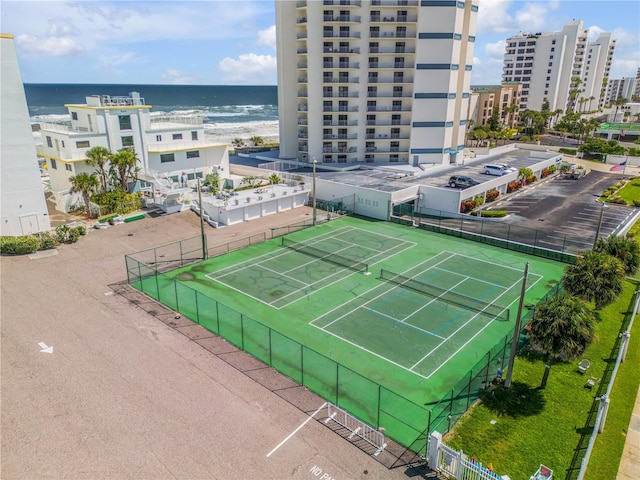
[502,20,615,114]
[276,0,478,167]
[0,34,51,236]
[605,77,637,106]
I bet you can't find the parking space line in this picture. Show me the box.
[266,402,327,458]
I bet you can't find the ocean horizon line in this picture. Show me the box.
[23,82,278,88]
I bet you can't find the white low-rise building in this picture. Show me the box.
[36,92,230,213]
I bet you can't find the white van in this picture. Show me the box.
[482,164,516,176]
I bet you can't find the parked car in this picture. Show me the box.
[448,175,479,189]
[482,164,516,176]
[496,163,518,174]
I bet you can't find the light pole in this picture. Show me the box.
[312,157,317,226]
[593,202,608,249]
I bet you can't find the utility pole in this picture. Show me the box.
[504,262,529,388]
[312,157,317,226]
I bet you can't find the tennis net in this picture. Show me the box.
[379,269,509,321]
[282,237,368,273]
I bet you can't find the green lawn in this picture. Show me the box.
[444,281,639,480]
[617,178,640,204]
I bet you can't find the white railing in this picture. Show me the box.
[324,403,386,456]
[39,122,95,134]
[150,115,204,126]
[428,432,508,480]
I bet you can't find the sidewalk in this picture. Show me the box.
[617,386,640,479]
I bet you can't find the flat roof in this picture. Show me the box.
[313,148,555,192]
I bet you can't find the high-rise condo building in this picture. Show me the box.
[502,20,615,114]
[605,77,637,107]
[276,0,478,167]
[1,34,51,236]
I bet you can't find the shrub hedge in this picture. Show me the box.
[1,225,87,255]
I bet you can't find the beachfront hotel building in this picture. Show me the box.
[0,34,51,236]
[276,0,478,167]
[604,77,637,107]
[36,93,230,213]
[502,20,615,114]
[467,82,522,130]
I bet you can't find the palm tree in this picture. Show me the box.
[528,292,596,388]
[518,167,533,185]
[109,147,139,192]
[588,96,596,112]
[594,235,640,274]
[613,97,627,121]
[268,173,281,185]
[552,109,563,128]
[563,250,625,309]
[69,172,100,219]
[231,138,245,148]
[473,129,487,147]
[85,146,111,194]
[249,136,264,146]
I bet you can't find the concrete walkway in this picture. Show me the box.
[617,386,640,479]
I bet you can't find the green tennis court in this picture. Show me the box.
[127,216,565,450]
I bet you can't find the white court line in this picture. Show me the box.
[206,227,358,278]
[266,402,327,458]
[362,306,447,340]
[419,273,544,378]
[274,240,417,309]
[314,252,456,329]
[429,266,510,289]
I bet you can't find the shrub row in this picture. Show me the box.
[91,191,142,216]
[0,225,86,255]
[559,148,578,155]
[470,210,508,218]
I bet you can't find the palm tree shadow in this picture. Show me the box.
[480,381,546,417]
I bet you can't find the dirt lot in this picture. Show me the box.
[1,208,421,480]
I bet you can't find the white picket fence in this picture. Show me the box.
[428,432,509,480]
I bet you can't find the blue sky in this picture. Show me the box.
[2,0,638,85]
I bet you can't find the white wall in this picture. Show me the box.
[1,35,51,235]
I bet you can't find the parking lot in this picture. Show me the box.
[488,170,639,251]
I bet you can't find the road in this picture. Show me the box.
[1,208,419,480]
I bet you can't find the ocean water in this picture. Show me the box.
[24,83,280,144]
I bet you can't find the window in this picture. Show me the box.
[76,140,90,148]
[156,135,162,141]
[118,115,132,130]
[160,153,175,163]
[46,136,53,148]
[50,159,57,169]
[191,131,198,141]
[186,150,200,159]
[172,133,183,140]
[550,48,555,52]
[71,112,78,120]
[61,141,65,148]
[65,163,72,172]
[122,136,134,147]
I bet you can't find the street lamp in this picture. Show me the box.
[593,202,608,249]
[312,157,317,226]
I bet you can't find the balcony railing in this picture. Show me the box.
[322,106,359,112]
[323,0,361,6]
[323,15,361,22]
[322,31,362,39]
[323,77,360,83]
[322,92,360,98]
[323,47,360,54]
[39,122,96,134]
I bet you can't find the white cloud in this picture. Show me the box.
[16,34,83,56]
[514,3,552,31]
[476,0,513,34]
[162,69,196,85]
[97,52,138,69]
[219,53,277,84]
[485,40,506,58]
[257,25,276,50]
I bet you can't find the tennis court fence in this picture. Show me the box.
[391,205,578,264]
[124,233,559,456]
